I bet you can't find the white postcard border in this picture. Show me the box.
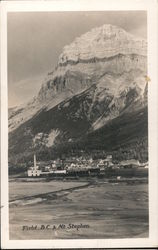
[1,0,158,248]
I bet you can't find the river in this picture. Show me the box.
[9,177,148,239]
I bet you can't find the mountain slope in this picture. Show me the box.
[8,24,148,165]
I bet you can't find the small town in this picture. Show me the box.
[27,153,148,177]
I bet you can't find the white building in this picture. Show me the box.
[27,168,41,177]
[27,154,41,177]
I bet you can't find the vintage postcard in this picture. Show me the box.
[1,0,158,249]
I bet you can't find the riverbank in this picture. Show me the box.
[9,166,148,180]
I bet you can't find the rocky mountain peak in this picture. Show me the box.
[58,24,147,65]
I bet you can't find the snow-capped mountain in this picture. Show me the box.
[9,24,148,164]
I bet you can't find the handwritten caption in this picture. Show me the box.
[22,223,90,231]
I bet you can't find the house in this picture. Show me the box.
[97,155,113,168]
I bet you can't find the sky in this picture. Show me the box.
[8,11,147,108]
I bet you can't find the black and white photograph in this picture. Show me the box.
[1,0,158,248]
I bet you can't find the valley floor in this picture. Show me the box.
[9,177,148,239]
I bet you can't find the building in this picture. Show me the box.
[119,159,140,168]
[27,167,41,177]
[27,154,41,177]
[97,155,113,168]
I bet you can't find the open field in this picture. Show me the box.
[9,176,148,239]
[9,179,88,201]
